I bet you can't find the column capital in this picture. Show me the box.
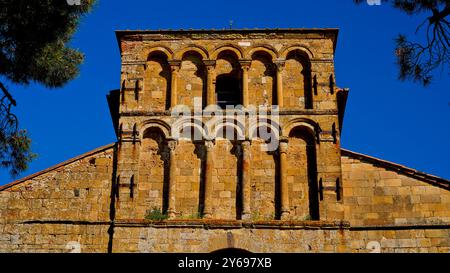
[168,60,181,66]
[274,59,286,72]
[205,140,215,150]
[167,140,177,151]
[168,60,181,72]
[203,59,216,68]
[279,139,289,154]
[241,140,251,149]
[239,59,252,70]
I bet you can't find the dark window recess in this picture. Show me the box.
[215,75,241,108]
[336,178,341,201]
[318,178,324,201]
[115,175,120,199]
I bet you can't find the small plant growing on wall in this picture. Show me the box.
[145,207,168,221]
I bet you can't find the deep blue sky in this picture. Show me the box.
[1,0,449,184]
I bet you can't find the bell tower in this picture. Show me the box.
[109,29,348,222]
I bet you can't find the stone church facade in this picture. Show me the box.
[0,29,449,253]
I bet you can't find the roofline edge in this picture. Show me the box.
[341,148,450,190]
[0,143,117,192]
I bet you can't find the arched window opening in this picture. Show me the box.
[288,126,319,220]
[249,124,279,220]
[145,52,170,110]
[216,75,241,108]
[140,127,169,215]
[249,51,275,106]
[179,51,206,107]
[285,50,313,109]
[213,125,241,220]
[215,50,242,108]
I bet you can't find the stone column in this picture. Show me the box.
[239,60,251,107]
[204,60,216,106]
[279,139,290,220]
[274,60,285,108]
[241,140,251,220]
[169,60,181,108]
[167,140,177,219]
[203,140,215,219]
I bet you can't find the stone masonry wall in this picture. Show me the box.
[116,30,344,222]
[0,144,115,253]
[119,30,337,112]
[0,145,114,223]
[0,146,449,252]
[112,223,450,253]
[0,223,109,253]
[341,154,450,226]
[173,141,203,218]
[143,54,170,111]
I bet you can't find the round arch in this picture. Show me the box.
[279,45,314,60]
[171,117,208,140]
[142,46,173,60]
[174,44,209,60]
[139,119,171,140]
[282,118,319,140]
[213,121,245,140]
[248,118,281,140]
[177,123,206,141]
[286,121,321,220]
[211,44,243,60]
[245,45,278,60]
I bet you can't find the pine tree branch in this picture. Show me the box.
[0,81,16,106]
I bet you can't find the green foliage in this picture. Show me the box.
[0,129,36,177]
[395,34,434,86]
[145,207,169,221]
[0,0,96,176]
[0,0,96,87]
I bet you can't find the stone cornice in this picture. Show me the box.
[114,219,350,230]
[121,60,146,66]
[116,28,339,41]
[12,220,450,231]
[115,28,339,54]
[310,58,334,63]
[118,109,339,117]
